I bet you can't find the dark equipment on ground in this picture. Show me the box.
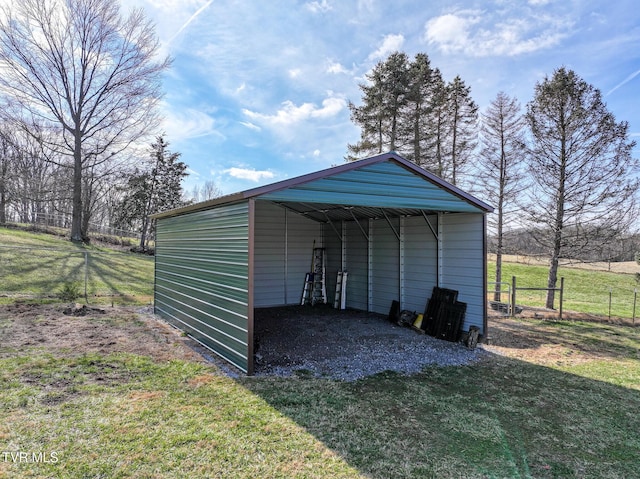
[422,287,467,342]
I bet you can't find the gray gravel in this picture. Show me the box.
[254,306,488,381]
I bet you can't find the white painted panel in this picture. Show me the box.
[403,215,438,313]
[344,220,368,310]
[371,217,399,314]
[254,202,321,306]
[441,213,485,333]
[254,202,286,306]
[285,208,323,304]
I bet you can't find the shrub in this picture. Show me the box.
[58,282,82,302]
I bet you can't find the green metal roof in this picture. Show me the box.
[153,152,493,220]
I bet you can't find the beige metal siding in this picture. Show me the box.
[371,217,400,314]
[253,201,322,307]
[344,220,368,310]
[403,215,438,312]
[441,213,486,332]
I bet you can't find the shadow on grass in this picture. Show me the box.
[82,252,153,299]
[239,354,640,479]
[491,316,640,361]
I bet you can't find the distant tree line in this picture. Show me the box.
[0,126,218,249]
[349,52,640,308]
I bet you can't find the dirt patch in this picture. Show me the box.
[2,302,635,378]
[0,302,210,364]
[485,309,639,367]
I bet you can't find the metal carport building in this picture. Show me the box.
[152,152,493,374]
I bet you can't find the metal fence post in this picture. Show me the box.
[559,277,564,320]
[84,251,89,303]
[511,276,517,318]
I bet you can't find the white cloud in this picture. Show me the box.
[242,96,346,127]
[166,0,212,45]
[239,121,261,131]
[424,12,481,52]
[305,0,332,13]
[312,149,320,157]
[288,68,302,78]
[368,34,405,60]
[326,61,350,74]
[424,9,572,57]
[161,107,223,141]
[223,167,275,182]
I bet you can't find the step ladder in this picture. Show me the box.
[301,247,327,306]
[333,271,348,309]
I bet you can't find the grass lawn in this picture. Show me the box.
[0,226,153,305]
[1,305,639,478]
[488,259,639,319]
[1,228,639,477]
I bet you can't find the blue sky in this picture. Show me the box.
[121,0,640,196]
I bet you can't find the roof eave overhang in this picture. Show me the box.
[152,152,493,220]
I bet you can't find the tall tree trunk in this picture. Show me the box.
[493,172,505,302]
[413,103,421,165]
[546,147,567,309]
[0,158,6,224]
[71,133,83,242]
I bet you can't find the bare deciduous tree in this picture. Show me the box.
[0,0,170,242]
[476,92,526,302]
[524,67,639,308]
[190,180,222,203]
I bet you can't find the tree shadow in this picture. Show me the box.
[488,315,640,361]
[239,353,640,479]
[84,252,153,299]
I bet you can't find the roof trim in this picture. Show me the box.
[152,152,493,219]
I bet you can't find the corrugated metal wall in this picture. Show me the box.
[154,202,251,373]
[253,202,286,306]
[324,222,343,306]
[253,201,322,307]
[441,213,485,331]
[403,215,438,312]
[344,219,368,310]
[324,215,440,316]
[371,217,400,313]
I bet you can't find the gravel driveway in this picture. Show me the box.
[253,305,488,381]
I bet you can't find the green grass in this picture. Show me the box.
[489,260,639,319]
[1,307,639,478]
[0,226,153,305]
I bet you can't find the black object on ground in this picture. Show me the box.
[422,287,466,342]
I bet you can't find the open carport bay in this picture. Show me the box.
[253,305,487,380]
[153,154,492,374]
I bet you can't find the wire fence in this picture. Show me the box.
[0,246,153,305]
[488,275,638,322]
[2,211,140,240]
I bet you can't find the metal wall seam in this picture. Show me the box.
[400,217,405,307]
[247,198,255,375]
